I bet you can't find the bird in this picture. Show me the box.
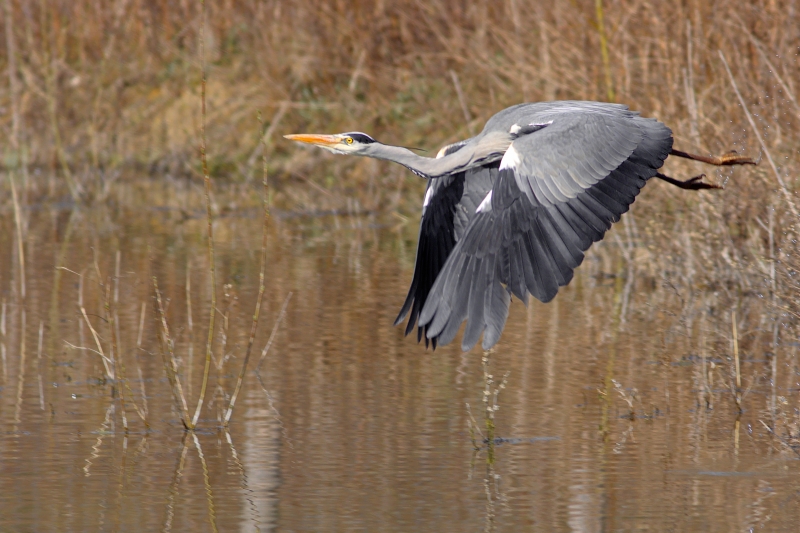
[285,100,755,351]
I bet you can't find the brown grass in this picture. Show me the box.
[0,1,797,209]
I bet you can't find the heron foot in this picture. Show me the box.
[655,172,723,190]
[670,149,757,167]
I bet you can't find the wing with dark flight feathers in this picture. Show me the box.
[417,106,673,351]
[393,172,464,348]
[394,161,499,347]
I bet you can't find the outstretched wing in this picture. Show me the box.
[394,163,499,347]
[418,110,673,351]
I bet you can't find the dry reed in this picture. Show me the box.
[153,276,192,428]
[193,0,216,429]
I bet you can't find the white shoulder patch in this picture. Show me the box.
[510,120,553,136]
[476,190,493,213]
[423,186,434,207]
[499,144,520,170]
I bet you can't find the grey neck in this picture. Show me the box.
[362,131,511,178]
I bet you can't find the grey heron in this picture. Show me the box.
[285,101,755,351]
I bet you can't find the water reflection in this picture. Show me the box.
[0,196,799,532]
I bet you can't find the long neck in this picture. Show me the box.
[361,144,465,178]
[363,132,510,178]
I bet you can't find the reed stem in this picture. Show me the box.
[732,310,742,413]
[153,277,191,429]
[192,0,216,428]
[595,0,615,102]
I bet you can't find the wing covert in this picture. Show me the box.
[508,111,644,206]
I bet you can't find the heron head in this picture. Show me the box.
[283,131,377,155]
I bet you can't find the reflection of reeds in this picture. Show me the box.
[224,429,263,526]
[465,350,509,465]
[191,432,219,533]
[135,302,149,420]
[8,173,25,301]
[13,309,26,425]
[599,254,626,437]
[162,432,190,532]
[1,301,6,379]
[83,403,115,476]
[36,321,44,411]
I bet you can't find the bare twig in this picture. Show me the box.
[255,293,293,374]
[760,420,800,458]
[153,277,191,428]
[80,306,114,380]
[105,253,128,432]
[466,402,484,449]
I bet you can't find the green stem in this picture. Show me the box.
[595,0,615,102]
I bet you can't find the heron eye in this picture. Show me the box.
[345,137,354,145]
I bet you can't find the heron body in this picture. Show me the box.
[286,100,754,351]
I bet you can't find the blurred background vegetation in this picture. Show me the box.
[1,0,799,312]
[0,0,797,209]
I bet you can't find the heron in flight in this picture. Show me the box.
[285,101,755,351]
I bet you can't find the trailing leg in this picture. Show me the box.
[670,149,757,167]
[655,172,722,191]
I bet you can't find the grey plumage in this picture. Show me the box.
[407,102,672,350]
[285,100,729,351]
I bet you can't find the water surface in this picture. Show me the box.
[0,192,798,532]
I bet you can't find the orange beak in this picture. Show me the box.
[283,133,340,147]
